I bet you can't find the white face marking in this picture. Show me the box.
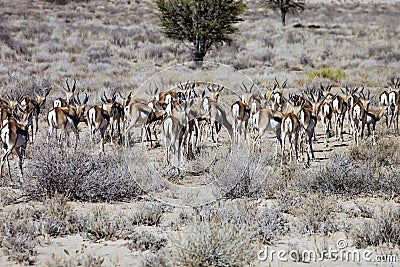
[54,99,62,108]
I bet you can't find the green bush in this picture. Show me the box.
[306,67,347,82]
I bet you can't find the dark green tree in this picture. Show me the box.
[264,0,305,26]
[156,0,246,62]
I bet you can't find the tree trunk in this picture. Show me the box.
[193,50,205,62]
[281,11,286,27]
[192,49,206,68]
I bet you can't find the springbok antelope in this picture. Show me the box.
[281,112,300,164]
[251,108,282,157]
[240,82,263,136]
[200,97,233,145]
[19,87,51,142]
[158,90,177,105]
[319,95,333,147]
[124,102,159,148]
[350,91,371,146]
[162,100,192,165]
[289,92,312,110]
[0,105,12,126]
[387,77,400,133]
[53,79,77,108]
[86,105,109,152]
[379,89,390,128]
[207,83,224,101]
[363,106,386,145]
[0,112,31,182]
[292,99,317,164]
[240,82,255,105]
[266,78,287,112]
[101,92,124,144]
[47,93,89,148]
[231,100,251,147]
[119,92,148,108]
[342,85,361,135]
[331,94,347,142]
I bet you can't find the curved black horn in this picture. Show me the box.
[282,79,287,88]
[242,82,248,93]
[274,77,279,87]
[66,79,71,92]
[72,79,77,92]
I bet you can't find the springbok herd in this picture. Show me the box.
[1,77,400,181]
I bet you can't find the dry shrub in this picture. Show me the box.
[79,205,130,241]
[299,153,400,197]
[26,141,142,202]
[212,146,274,199]
[131,202,164,226]
[353,205,400,248]
[45,244,107,267]
[275,189,303,214]
[127,230,166,252]
[140,251,168,267]
[292,193,336,234]
[349,138,400,167]
[254,209,289,245]
[0,208,39,265]
[170,201,257,266]
[172,219,255,266]
[34,193,79,237]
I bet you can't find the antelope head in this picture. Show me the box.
[320,83,333,99]
[240,82,254,104]
[63,79,77,104]
[119,91,132,107]
[74,93,89,122]
[360,88,371,111]
[35,86,52,108]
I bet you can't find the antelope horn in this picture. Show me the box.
[282,78,287,88]
[249,83,255,93]
[72,79,77,92]
[242,82,248,93]
[66,79,71,92]
[76,92,81,104]
[84,93,89,104]
[274,77,279,87]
